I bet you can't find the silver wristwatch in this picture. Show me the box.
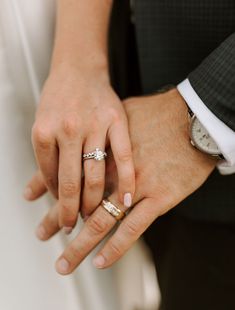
[188,109,224,160]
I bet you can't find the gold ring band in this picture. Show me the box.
[101,199,126,221]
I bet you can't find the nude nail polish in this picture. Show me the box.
[93,255,105,268]
[24,187,33,200]
[124,193,132,208]
[36,225,46,240]
[57,258,69,274]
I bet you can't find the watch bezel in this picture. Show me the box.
[189,114,223,157]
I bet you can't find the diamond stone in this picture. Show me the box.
[94,148,105,161]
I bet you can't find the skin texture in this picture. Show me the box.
[26,89,217,274]
[31,0,135,232]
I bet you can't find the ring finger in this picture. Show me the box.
[55,193,129,274]
[82,132,107,217]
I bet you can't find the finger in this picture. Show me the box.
[108,121,135,209]
[104,149,118,195]
[32,125,59,198]
[93,198,157,268]
[58,136,82,231]
[35,202,60,241]
[55,193,124,275]
[24,170,48,201]
[82,133,106,217]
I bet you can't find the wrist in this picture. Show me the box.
[49,59,110,85]
[173,89,219,168]
[49,53,109,79]
[163,89,217,167]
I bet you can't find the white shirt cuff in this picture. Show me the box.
[177,79,235,175]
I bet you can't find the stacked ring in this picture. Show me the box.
[83,148,107,161]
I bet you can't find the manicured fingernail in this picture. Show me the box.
[63,227,73,235]
[36,225,46,240]
[124,193,132,208]
[56,258,70,274]
[93,255,105,268]
[24,187,33,200]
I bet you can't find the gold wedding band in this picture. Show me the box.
[101,199,126,221]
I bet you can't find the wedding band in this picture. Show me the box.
[101,199,126,221]
[83,148,107,161]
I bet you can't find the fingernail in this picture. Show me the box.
[36,225,46,240]
[56,258,70,274]
[63,227,73,235]
[124,193,132,208]
[24,187,33,200]
[93,255,105,268]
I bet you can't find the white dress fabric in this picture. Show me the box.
[0,1,159,309]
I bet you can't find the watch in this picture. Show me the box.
[188,109,224,160]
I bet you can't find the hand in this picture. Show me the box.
[28,89,217,273]
[31,65,135,232]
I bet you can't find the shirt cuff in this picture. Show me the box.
[177,79,235,175]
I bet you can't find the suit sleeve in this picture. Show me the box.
[188,33,235,131]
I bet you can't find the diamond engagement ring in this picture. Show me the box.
[83,148,107,161]
[101,199,126,221]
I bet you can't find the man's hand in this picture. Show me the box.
[26,89,217,273]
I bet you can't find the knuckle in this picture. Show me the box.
[60,204,77,225]
[87,121,99,135]
[108,108,122,123]
[87,214,108,235]
[32,124,52,149]
[123,219,139,236]
[117,149,132,163]
[61,116,80,138]
[89,110,100,123]
[108,240,122,257]
[69,244,80,259]
[61,203,71,214]
[60,180,79,197]
[45,175,58,190]
[86,175,104,189]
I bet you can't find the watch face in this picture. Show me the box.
[190,117,221,155]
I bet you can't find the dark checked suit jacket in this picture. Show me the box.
[109,0,235,222]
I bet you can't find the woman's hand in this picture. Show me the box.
[31,66,135,232]
[27,89,216,273]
